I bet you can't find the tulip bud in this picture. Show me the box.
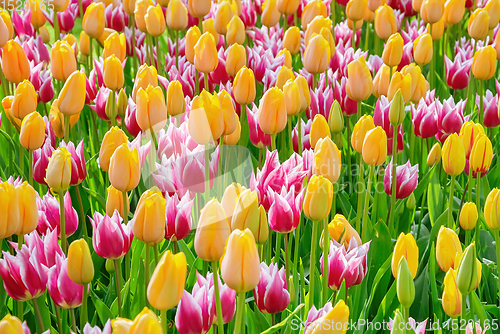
[304,16,331,47]
[46,147,72,192]
[133,187,167,245]
[185,26,201,64]
[116,89,128,118]
[166,0,188,30]
[296,76,311,112]
[189,90,224,144]
[80,31,90,56]
[109,144,141,192]
[362,127,387,166]
[83,3,105,39]
[203,18,220,42]
[382,33,404,67]
[442,268,462,318]
[231,189,260,234]
[277,49,293,69]
[67,239,94,285]
[346,56,373,101]
[103,32,127,62]
[188,0,211,17]
[427,142,442,166]
[396,257,415,308]
[390,309,405,334]
[388,72,412,103]
[39,25,50,43]
[485,188,500,230]
[413,33,433,66]
[129,308,163,333]
[392,233,418,279]
[441,133,465,176]
[226,15,245,45]
[147,250,187,310]
[194,199,231,262]
[328,100,344,134]
[310,114,331,149]
[1,40,30,84]
[220,228,261,292]
[136,85,168,132]
[468,8,490,41]
[484,0,500,29]
[303,35,331,75]
[275,66,295,90]
[51,41,77,82]
[372,65,392,98]
[282,79,301,117]
[460,202,478,231]
[219,90,238,136]
[313,137,342,184]
[255,205,269,244]
[103,55,124,91]
[469,133,493,173]
[436,226,462,271]
[283,26,301,55]
[303,175,333,222]
[11,80,37,121]
[262,0,280,27]
[0,315,24,333]
[19,111,45,151]
[472,46,496,81]
[132,64,158,102]
[389,89,405,127]
[106,259,115,273]
[351,115,375,153]
[346,0,368,22]
[57,70,87,116]
[224,116,241,145]
[145,4,166,37]
[99,127,128,172]
[374,4,397,39]
[225,43,247,77]
[443,0,465,25]
[106,185,130,218]
[194,32,219,74]
[420,0,444,24]
[233,66,256,105]
[258,87,286,135]
[166,81,186,117]
[456,243,481,295]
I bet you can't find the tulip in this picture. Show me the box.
[2,40,30,84]
[57,70,86,116]
[413,33,433,66]
[262,0,280,27]
[51,41,77,82]
[37,191,79,239]
[312,136,341,184]
[214,1,234,35]
[420,0,444,24]
[392,233,418,279]
[226,15,245,45]
[165,81,185,117]
[258,87,286,135]
[11,80,37,120]
[147,250,187,310]
[436,226,462,272]
[253,263,290,314]
[195,199,231,262]
[145,4,166,37]
[303,35,331,75]
[441,133,465,176]
[301,0,327,29]
[456,243,481,295]
[396,257,415,308]
[129,308,163,333]
[411,100,439,138]
[328,214,362,248]
[19,111,45,151]
[106,186,129,220]
[388,72,412,103]
[99,127,128,172]
[189,90,224,145]
[444,0,465,25]
[0,182,19,239]
[372,65,392,98]
[283,79,301,117]
[275,66,295,90]
[427,142,442,166]
[194,32,219,73]
[132,64,158,102]
[188,0,211,17]
[108,144,141,192]
[45,147,72,193]
[15,182,38,236]
[112,318,133,334]
[277,0,300,14]
[67,239,94,285]
[484,0,500,29]
[346,56,373,101]
[469,133,492,173]
[103,32,127,62]
[224,117,242,145]
[382,33,404,67]
[468,8,489,40]
[79,31,90,56]
[304,16,331,47]
[485,188,500,230]
[310,114,331,149]
[389,89,406,127]
[0,315,25,333]
[304,300,349,334]
[90,210,133,260]
[362,126,387,166]
[83,3,105,39]
[221,183,245,225]
[346,0,368,21]
[233,67,256,105]
[203,18,220,42]
[103,55,124,92]
[225,43,247,77]
[411,74,430,104]
[460,202,478,231]
[328,101,344,134]
[442,268,461,317]
[165,193,193,241]
[166,0,188,30]
[219,90,238,136]
[374,4,397,39]
[231,189,260,233]
[283,27,301,55]
[136,85,168,132]
[0,245,47,301]
[384,160,419,199]
[185,26,201,64]
[472,46,496,81]
[303,175,333,222]
[47,254,83,309]
[132,187,166,245]
[135,0,153,32]
[268,186,303,233]
[436,98,466,141]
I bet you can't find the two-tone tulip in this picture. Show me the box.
[253,263,290,314]
[90,211,133,260]
[460,202,478,230]
[485,188,500,230]
[441,133,465,176]
[47,254,83,309]
[469,133,493,173]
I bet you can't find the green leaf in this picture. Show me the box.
[90,290,114,325]
[260,304,304,334]
[427,171,445,225]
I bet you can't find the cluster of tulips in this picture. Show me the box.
[0,0,500,331]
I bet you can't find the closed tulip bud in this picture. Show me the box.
[368,0,386,11]
[231,189,259,234]
[188,0,211,17]
[301,0,327,29]
[166,81,185,117]
[83,3,105,39]
[373,65,392,98]
[233,67,256,105]
[132,187,166,245]
[303,34,331,75]
[346,0,368,21]
[426,18,445,41]
[382,33,404,67]
[469,133,492,173]
[485,188,500,230]
[460,202,478,231]
[262,0,280,27]
[277,0,300,14]
[226,15,245,45]
[283,26,301,55]
[203,18,220,41]
[388,72,412,103]
[374,5,397,40]
[221,182,245,224]
[19,111,45,151]
[99,127,128,172]
[351,115,375,153]
[392,233,418,279]
[0,182,19,239]
[413,33,433,66]
[116,89,128,118]
[436,226,462,271]
[442,133,465,176]
[135,0,152,32]
[362,126,387,166]
[51,41,77,82]
[472,46,496,81]
[427,142,442,165]
[277,49,293,69]
[346,56,373,101]
[389,89,405,126]
[456,243,481,294]
[109,144,141,192]
[225,43,247,77]
[103,55,124,91]
[220,228,260,292]
[303,175,333,222]
[136,85,168,132]
[132,64,158,102]
[310,114,331,149]
[103,32,127,62]
[258,87,286,135]
[396,257,415,308]
[219,90,238,136]
[328,101,344,133]
[406,193,416,210]
[194,32,219,73]
[46,147,72,192]
[67,239,94,285]
[442,268,461,317]
[189,90,224,144]
[185,26,201,64]
[0,16,10,48]
[313,137,342,184]
[275,66,295,90]
[255,205,269,244]
[420,0,444,24]
[390,309,405,334]
[304,16,331,47]
[224,116,241,145]
[484,0,500,29]
[57,70,87,116]
[145,4,166,37]
[195,199,231,261]
[112,318,133,334]
[468,8,489,40]
[106,185,129,218]
[1,40,30,84]
[443,0,465,25]
[13,182,37,235]
[296,75,311,112]
[215,0,234,35]
[11,80,37,121]
[39,25,50,43]
[129,308,163,334]
[166,0,188,30]
[401,64,422,98]
[283,79,301,116]
[147,250,187,310]
[80,31,90,56]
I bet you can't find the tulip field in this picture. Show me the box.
[2,0,500,333]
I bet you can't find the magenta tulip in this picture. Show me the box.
[90,210,133,260]
[268,186,304,233]
[165,193,194,241]
[445,54,472,90]
[47,254,83,309]
[24,230,63,269]
[247,104,272,149]
[411,99,439,138]
[37,192,79,238]
[253,262,290,314]
[384,160,419,199]
[475,89,500,128]
[59,140,87,186]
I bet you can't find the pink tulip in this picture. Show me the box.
[247,104,272,149]
[240,0,257,27]
[157,122,196,160]
[166,61,198,98]
[367,55,384,75]
[58,4,78,32]
[384,160,419,199]
[12,10,35,38]
[90,210,133,260]
[374,95,395,136]
[388,317,427,334]
[306,302,333,328]
[411,99,439,138]
[59,140,87,186]
[178,146,219,194]
[0,246,48,301]
[334,22,361,49]
[105,3,128,32]
[165,193,194,241]
[19,35,50,64]
[90,87,112,121]
[250,26,283,58]
[292,119,312,153]
[335,76,358,116]
[32,137,55,185]
[128,133,152,168]
[252,150,287,210]
[253,263,290,314]
[175,286,213,334]
[71,0,92,16]
[210,48,231,86]
[125,26,146,57]
[336,47,368,78]
[445,54,473,90]
[194,271,236,325]
[466,322,486,334]
[268,186,303,233]
[43,116,56,148]
[125,98,142,137]
[86,68,98,104]
[476,89,500,128]
[247,45,285,83]
[74,320,112,334]
[24,230,63,268]
[307,82,334,120]
[47,254,83,309]
[30,63,55,103]
[436,97,467,142]
[388,0,416,16]
[401,19,426,43]
[397,42,414,71]
[37,192,79,238]
[153,155,185,196]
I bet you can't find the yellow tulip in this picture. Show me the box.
[166,0,188,30]
[166,80,186,116]
[0,182,19,239]
[67,239,94,285]
[106,185,130,219]
[283,26,301,55]
[313,137,342,184]
[224,116,241,145]
[145,4,166,37]
[275,66,295,90]
[441,133,465,176]
[262,0,280,28]
[1,40,30,84]
[226,15,245,45]
[219,90,238,136]
[132,187,167,245]
[436,226,462,272]
[214,0,234,35]
[80,31,90,56]
[388,71,412,103]
[485,188,500,230]
[123,0,136,15]
[304,16,331,47]
[109,144,141,192]
[11,80,37,121]
[99,127,129,172]
[225,43,247,77]
[484,0,500,29]
[304,300,349,334]
[427,142,442,166]
[413,33,433,66]
[283,79,301,116]
[194,32,219,73]
[362,126,387,166]
[426,18,445,41]
[0,315,24,334]
[468,8,490,41]
[420,0,444,24]
[231,189,260,234]
[132,64,158,102]
[382,33,404,67]
[472,45,496,81]
[0,10,13,48]
[372,64,392,98]
[469,133,493,173]
[57,70,87,116]
[189,90,224,145]
[129,308,163,334]
[443,0,465,25]
[303,34,331,75]
[185,26,201,64]
[136,85,168,132]
[111,318,133,334]
[46,147,72,192]
[188,0,211,17]
[303,175,333,222]
[460,202,478,231]
[301,0,327,30]
[401,63,422,100]
[277,0,300,14]
[233,66,256,105]
[221,182,246,225]
[19,111,45,151]
[49,100,80,139]
[258,87,286,135]
[51,41,77,82]
[328,214,361,248]
[296,75,311,112]
[442,268,461,317]
[14,182,38,235]
[310,114,331,149]
[346,0,368,22]
[277,48,293,69]
[392,232,418,279]
[103,55,124,91]
[103,32,127,62]
[346,56,373,101]
[203,18,220,42]
[135,0,153,33]
[351,115,375,154]
[368,0,386,12]
[83,2,105,39]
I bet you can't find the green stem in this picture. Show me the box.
[274,233,281,264]
[70,308,77,333]
[474,173,481,247]
[153,244,159,266]
[162,310,168,334]
[389,125,398,235]
[461,294,467,333]
[309,221,319,313]
[287,117,292,157]
[271,134,276,151]
[478,79,484,125]
[234,291,246,334]
[28,150,33,186]
[58,190,67,254]
[448,175,456,229]
[33,298,44,332]
[355,163,365,234]
[195,69,199,95]
[346,116,352,194]
[403,307,409,334]
[114,259,123,317]
[20,147,25,178]
[75,185,88,239]
[176,31,179,69]
[145,243,150,307]
[55,305,63,334]
[155,37,163,76]
[204,72,209,92]
[284,233,291,293]
[81,284,88,329]
[361,165,375,242]
[64,114,70,144]
[204,144,210,205]
[54,11,60,43]
[297,114,302,155]
[212,261,224,334]
[322,218,330,305]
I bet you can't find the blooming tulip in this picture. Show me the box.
[253,263,290,313]
[132,187,166,245]
[384,160,419,199]
[442,268,461,317]
[468,8,489,40]
[2,40,30,84]
[303,175,333,222]
[83,3,105,39]
[304,300,349,334]
[231,189,260,233]
[346,0,368,21]
[165,193,193,241]
[309,114,331,149]
[37,191,79,239]
[328,214,362,248]
[194,32,219,73]
[47,254,83,309]
[19,111,45,151]
[411,100,438,138]
[445,54,470,89]
[57,70,87,116]
[436,226,462,272]
[0,315,25,333]
[90,210,133,260]
[268,186,303,233]
[283,79,301,116]
[413,33,433,66]
[51,41,77,82]
[441,133,465,176]
[362,126,387,166]
[374,4,397,39]
[472,46,496,81]
[103,32,127,62]
[388,72,412,103]
[485,188,500,230]
[136,85,168,132]
[166,80,186,117]
[346,56,373,101]
[195,199,231,262]
[392,232,418,279]
[373,65,392,98]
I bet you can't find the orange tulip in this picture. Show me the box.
[2,40,30,84]
[346,56,373,101]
